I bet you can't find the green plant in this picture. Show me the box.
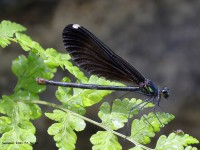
[0,20,199,150]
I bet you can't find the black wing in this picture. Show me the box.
[62,24,145,84]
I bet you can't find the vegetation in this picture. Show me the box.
[0,20,199,150]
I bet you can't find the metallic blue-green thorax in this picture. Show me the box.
[139,79,159,96]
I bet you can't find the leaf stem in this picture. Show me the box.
[24,100,153,150]
[7,37,18,43]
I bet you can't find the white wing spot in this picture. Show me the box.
[72,24,80,29]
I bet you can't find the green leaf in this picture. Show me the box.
[90,131,122,150]
[55,77,87,115]
[185,146,198,150]
[0,20,26,37]
[98,98,153,130]
[15,101,41,120]
[56,76,124,115]
[18,121,36,134]
[155,132,199,150]
[0,116,12,134]
[44,48,71,68]
[12,53,56,93]
[36,47,87,82]
[11,90,42,119]
[80,76,124,106]
[86,76,122,104]
[15,33,44,52]
[0,20,26,48]
[0,95,16,116]
[0,49,56,149]
[0,93,39,149]
[144,112,175,132]
[0,38,11,48]
[44,48,87,82]
[45,109,86,150]
[130,112,174,144]
[55,77,72,103]
[0,125,36,150]
[0,92,41,120]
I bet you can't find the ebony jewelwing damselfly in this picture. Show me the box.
[37,24,170,125]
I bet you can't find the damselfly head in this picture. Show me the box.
[161,86,170,98]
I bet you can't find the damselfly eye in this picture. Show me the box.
[161,87,170,98]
